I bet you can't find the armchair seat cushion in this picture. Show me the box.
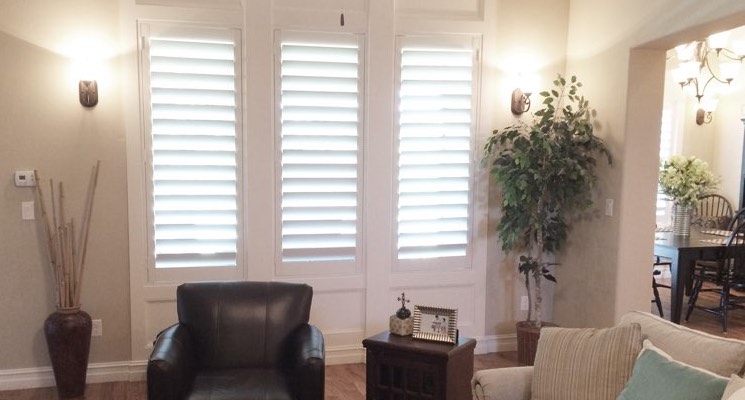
[190,369,294,400]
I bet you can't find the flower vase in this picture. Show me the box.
[44,307,92,398]
[673,204,692,236]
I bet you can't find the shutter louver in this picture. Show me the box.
[279,40,360,265]
[149,37,238,269]
[397,46,473,261]
[657,107,674,226]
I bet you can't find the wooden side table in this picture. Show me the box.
[362,331,476,400]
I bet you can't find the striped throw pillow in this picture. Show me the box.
[531,324,642,400]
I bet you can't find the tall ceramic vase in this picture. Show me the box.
[44,307,92,398]
[673,203,692,236]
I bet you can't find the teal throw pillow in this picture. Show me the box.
[616,341,728,400]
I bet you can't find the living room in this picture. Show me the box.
[2,0,745,396]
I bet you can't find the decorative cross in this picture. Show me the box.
[397,292,410,308]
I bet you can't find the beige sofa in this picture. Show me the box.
[472,311,745,400]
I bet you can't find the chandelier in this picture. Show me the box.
[672,31,745,125]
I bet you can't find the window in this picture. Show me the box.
[395,36,478,268]
[276,31,364,274]
[140,23,243,280]
[657,105,678,227]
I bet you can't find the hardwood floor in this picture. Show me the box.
[653,275,745,341]
[0,353,516,400]
[3,279,744,399]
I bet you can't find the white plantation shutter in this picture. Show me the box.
[144,26,241,272]
[396,38,476,264]
[657,106,677,227]
[277,32,362,270]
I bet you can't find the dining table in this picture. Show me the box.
[653,228,744,324]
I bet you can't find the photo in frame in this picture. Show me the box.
[412,305,458,343]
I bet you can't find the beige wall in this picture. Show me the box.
[554,0,745,328]
[0,0,130,369]
[4,0,745,375]
[484,0,569,334]
[713,91,745,208]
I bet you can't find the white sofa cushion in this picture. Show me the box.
[472,366,532,400]
[619,311,745,376]
[723,375,745,400]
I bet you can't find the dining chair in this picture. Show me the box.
[728,207,745,231]
[652,256,671,317]
[685,219,745,332]
[693,194,734,230]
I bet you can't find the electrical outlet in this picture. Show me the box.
[92,319,103,337]
[520,296,529,311]
[605,198,614,217]
[21,201,34,220]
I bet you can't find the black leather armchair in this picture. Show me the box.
[147,281,325,400]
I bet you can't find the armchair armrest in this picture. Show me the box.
[147,324,197,400]
[472,366,533,400]
[289,324,325,400]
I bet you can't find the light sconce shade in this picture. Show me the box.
[696,98,718,125]
[696,108,713,125]
[510,88,531,115]
[719,62,740,82]
[707,31,731,50]
[79,80,98,107]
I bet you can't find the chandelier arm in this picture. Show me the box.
[702,56,734,85]
[717,47,744,62]
[698,75,718,101]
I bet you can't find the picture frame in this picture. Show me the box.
[412,305,458,343]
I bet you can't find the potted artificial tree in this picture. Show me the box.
[483,75,611,365]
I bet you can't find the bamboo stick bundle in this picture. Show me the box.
[33,161,101,310]
[74,161,100,306]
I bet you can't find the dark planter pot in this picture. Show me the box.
[516,321,557,366]
[44,307,92,398]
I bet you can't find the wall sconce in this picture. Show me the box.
[79,80,98,107]
[695,108,712,125]
[511,88,532,115]
[695,98,717,125]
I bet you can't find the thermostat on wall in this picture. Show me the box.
[14,170,36,187]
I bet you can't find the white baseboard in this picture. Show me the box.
[473,333,517,354]
[0,336,516,392]
[0,361,147,392]
[0,345,361,391]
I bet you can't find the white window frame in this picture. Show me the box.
[273,30,366,276]
[393,34,481,272]
[138,21,245,283]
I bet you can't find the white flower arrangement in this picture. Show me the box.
[659,155,719,207]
